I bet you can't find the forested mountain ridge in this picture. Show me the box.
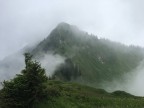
[32,22,144,87]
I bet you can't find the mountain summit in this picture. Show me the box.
[32,22,87,54]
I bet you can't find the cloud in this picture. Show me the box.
[38,53,65,77]
[125,60,144,96]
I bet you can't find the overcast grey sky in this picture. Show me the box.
[0,0,144,60]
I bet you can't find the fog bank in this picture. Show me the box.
[102,59,144,96]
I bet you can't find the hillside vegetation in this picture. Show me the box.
[36,80,144,108]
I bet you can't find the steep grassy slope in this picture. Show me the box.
[32,22,144,86]
[36,80,144,108]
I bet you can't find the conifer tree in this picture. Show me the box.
[0,53,48,108]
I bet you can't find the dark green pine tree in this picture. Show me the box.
[0,53,48,108]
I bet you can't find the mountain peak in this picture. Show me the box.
[56,22,79,32]
[57,22,70,28]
